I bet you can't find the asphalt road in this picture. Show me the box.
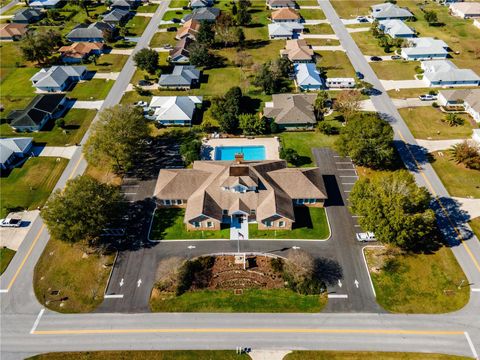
[0,0,18,14]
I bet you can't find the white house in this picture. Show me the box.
[371,3,413,20]
[401,37,449,60]
[326,78,356,89]
[294,63,324,91]
[449,2,480,18]
[268,22,304,39]
[421,60,480,87]
[378,19,415,38]
[438,89,480,122]
[30,66,87,92]
[0,137,33,170]
[148,96,203,126]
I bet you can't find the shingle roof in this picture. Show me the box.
[169,37,194,61]
[29,0,61,7]
[149,96,203,121]
[295,63,324,87]
[31,66,86,88]
[59,42,104,58]
[263,93,316,125]
[12,8,42,22]
[190,0,213,7]
[268,22,304,36]
[371,3,413,18]
[158,65,201,86]
[378,19,415,37]
[0,23,28,38]
[0,137,33,165]
[103,8,130,22]
[271,7,301,20]
[182,7,220,22]
[422,60,480,83]
[280,39,314,61]
[67,22,113,40]
[176,19,201,40]
[268,0,297,7]
[8,94,65,128]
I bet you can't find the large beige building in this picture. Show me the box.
[154,154,328,231]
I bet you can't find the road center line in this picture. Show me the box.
[464,332,478,359]
[30,308,45,334]
[31,328,465,336]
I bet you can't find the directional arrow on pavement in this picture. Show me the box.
[119,278,124,287]
[338,280,342,288]
[137,279,142,287]
[292,246,301,250]
[354,279,359,288]
[187,245,196,249]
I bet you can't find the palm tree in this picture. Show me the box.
[443,113,464,127]
[314,91,330,120]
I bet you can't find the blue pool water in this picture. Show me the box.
[214,146,266,161]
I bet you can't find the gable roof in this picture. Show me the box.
[158,65,201,86]
[263,93,316,125]
[103,8,130,22]
[149,96,203,121]
[371,3,413,18]
[294,63,324,87]
[8,94,66,128]
[29,0,61,7]
[169,36,194,60]
[0,137,33,164]
[31,66,86,88]
[271,7,301,20]
[0,23,28,38]
[59,42,104,58]
[190,0,213,7]
[183,7,220,22]
[12,7,43,22]
[67,22,113,39]
[176,19,201,39]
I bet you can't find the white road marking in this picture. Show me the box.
[338,280,342,288]
[119,278,124,287]
[292,246,301,250]
[137,279,142,287]
[337,168,356,171]
[0,289,8,293]
[30,308,45,334]
[354,279,359,288]
[104,294,124,299]
[328,294,348,299]
[354,224,361,227]
[465,332,478,359]
[187,245,196,249]
[471,288,480,292]
[340,175,358,178]
[122,184,139,188]
[344,190,351,193]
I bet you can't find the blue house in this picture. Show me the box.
[294,63,324,91]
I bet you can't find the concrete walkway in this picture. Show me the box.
[299,5,322,9]
[360,98,434,111]
[109,49,133,55]
[347,27,370,33]
[136,12,154,17]
[415,139,464,152]
[249,350,292,360]
[312,45,345,51]
[151,47,171,52]
[300,33,338,39]
[93,72,119,80]
[33,146,78,159]
[71,100,104,109]
[453,197,480,219]
[304,19,330,25]
[0,210,39,251]
[380,79,426,90]
[230,216,249,241]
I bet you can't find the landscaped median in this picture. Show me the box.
[0,247,16,275]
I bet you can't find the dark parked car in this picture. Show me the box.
[370,56,383,61]
[166,27,177,32]
[171,18,181,23]
[355,71,364,79]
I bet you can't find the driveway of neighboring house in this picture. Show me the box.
[380,79,426,90]
[453,197,480,219]
[312,45,345,51]
[300,33,338,39]
[93,72,120,80]
[415,139,464,152]
[32,146,78,159]
[0,210,40,251]
[72,100,104,109]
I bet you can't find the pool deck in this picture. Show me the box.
[203,137,281,160]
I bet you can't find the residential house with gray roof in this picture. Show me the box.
[190,0,213,8]
[263,93,317,129]
[267,0,297,9]
[158,66,201,89]
[154,155,327,231]
[401,37,449,60]
[102,9,130,25]
[378,19,415,38]
[148,96,203,126]
[67,22,115,43]
[371,3,414,20]
[268,22,304,39]
[182,7,220,22]
[0,137,33,170]
[110,0,140,10]
[438,89,480,122]
[421,60,480,87]
[30,66,87,92]
[12,8,44,24]
[29,0,63,8]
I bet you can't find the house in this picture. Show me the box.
[29,0,63,8]
[267,0,297,9]
[59,42,104,63]
[421,60,480,87]
[263,93,317,129]
[148,96,203,126]
[0,137,33,170]
[154,155,328,231]
[175,19,201,40]
[158,65,201,89]
[371,3,413,20]
[67,22,115,43]
[12,8,44,24]
[7,94,67,132]
[438,89,480,122]
[474,18,480,29]
[110,0,140,11]
[435,0,464,5]
[378,19,415,38]
[30,66,87,92]
[271,7,301,22]
[280,39,314,62]
[400,37,449,60]
[0,23,28,41]
[294,63,324,91]
[326,77,356,88]
[268,22,304,39]
[182,7,220,22]
[449,2,480,18]
[169,37,194,63]
[189,0,213,8]
[102,9,131,25]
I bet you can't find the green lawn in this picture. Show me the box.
[68,79,114,100]
[317,51,356,78]
[28,351,250,360]
[0,67,37,97]
[149,208,230,240]
[249,207,330,240]
[34,237,114,313]
[365,246,469,313]
[330,0,378,18]
[305,38,341,46]
[150,288,327,312]
[0,109,96,146]
[149,31,176,47]
[470,217,480,240]
[387,87,438,99]
[304,23,334,34]
[285,351,471,360]
[279,130,339,166]
[87,54,128,73]
[0,248,16,275]
[399,107,474,140]
[136,3,159,13]
[125,15,150,37]
[0,158,68,218]
[370,61,421,80]
[169,0,189,7]
[350,31,386,55]
[430,152,480,198]
[299,9,326,20]
[162,10,188,21]
[297,0,320,6]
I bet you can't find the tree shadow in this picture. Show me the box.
[433,196,474,247]
[322,175,344,207]
[392,139,430,173]
[314,257,343,286]
[240,95,262,114]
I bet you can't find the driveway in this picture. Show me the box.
[360,98,434,111]
[312,45,345,51]
[347,27,370,33]
[93,72,119,80]
[0,211,40,251]
[71,100,104,109]
[32,146,78,159]
[380,79,427,90]
[300,33,338,39]
[415,139,464,152]
[453,197,480,219]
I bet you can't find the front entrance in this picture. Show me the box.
[230,214,249,240]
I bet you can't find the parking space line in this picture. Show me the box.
[465,332,478,359]
[344,190,351,193]
[104,294,124,299]
[328,294,348,299]
[342,182,355,185]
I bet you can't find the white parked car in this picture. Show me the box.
[0,218,22,228]
[419,94,437,101]
[134,101,148,107]
[356,232,376,242]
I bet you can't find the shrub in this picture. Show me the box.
[318,121,339,135]
[270,258,284,273]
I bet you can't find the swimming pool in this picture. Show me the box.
[214,146,266,160]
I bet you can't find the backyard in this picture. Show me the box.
[149,208,230,240]
[0,158,68,218]
[399,107,474,140]
[249,207,330,240]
